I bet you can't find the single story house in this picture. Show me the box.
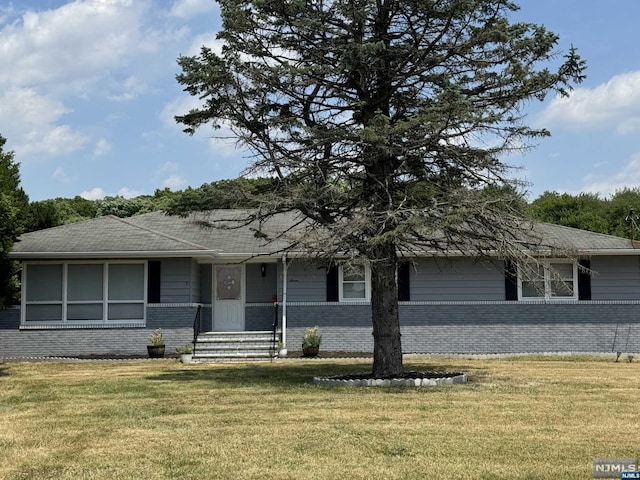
[1,210,639,358]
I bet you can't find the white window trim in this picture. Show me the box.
[21,260,147,326]
[517,259,578,301]
[338,263,371,302]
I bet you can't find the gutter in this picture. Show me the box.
[9,250,219,260]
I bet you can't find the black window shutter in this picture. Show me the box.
[148,261,161,303]
[398,262,411,301]
[504,260,518,301]
[326,265,339,302]
[578,259,591,301]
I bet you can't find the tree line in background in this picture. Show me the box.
[21,185,640,240]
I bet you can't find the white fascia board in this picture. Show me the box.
[576,249,640,256]
[213,253,286,261]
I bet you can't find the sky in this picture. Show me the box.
[1,0,640,202]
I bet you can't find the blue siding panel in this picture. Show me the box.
[160,258,192,303]
[591,256,640,300]
[411,258,504,301]
[246,263,278,303]
[285,261,326,302]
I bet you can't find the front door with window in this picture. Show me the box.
[213,265,245,331]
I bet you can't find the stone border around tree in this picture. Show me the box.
[313,372,467,387]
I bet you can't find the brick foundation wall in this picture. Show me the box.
[0,305,197,358]
[283,302,640,354]
[2,302,639,357]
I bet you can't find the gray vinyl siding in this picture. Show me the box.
[591,256,640,300]
[160,258,192,303]
[246,262,278,303]
[410,258,504,301]
[285,260,327,302]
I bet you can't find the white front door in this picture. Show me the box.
[213,265,245,331]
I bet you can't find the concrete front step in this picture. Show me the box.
[193,330,279,362]
[196,336,274,344]
[194,351,273,359]
[196,344,273,351]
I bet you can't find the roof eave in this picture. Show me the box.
[9,250,218,260]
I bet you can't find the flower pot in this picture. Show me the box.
[180,353,193,364]
[278,348,288,358]
[147,345,165,358]
[302,346,319,357]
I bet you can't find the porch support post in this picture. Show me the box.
[281,253,288,348]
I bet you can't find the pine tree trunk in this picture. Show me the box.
[370,245,403,377]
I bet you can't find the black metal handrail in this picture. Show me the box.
[192,305,202,356]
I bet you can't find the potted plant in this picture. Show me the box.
[147,328,165,358]
[302,326,322,357]
[176,344,193,364]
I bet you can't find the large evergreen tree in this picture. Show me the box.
[175,0,585,376]
[0,135,29,306]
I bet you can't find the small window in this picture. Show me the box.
[339,263,370,301]
[518,260,577,300]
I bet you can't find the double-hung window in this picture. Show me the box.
[339,263,371,301]
[518,260,577,300]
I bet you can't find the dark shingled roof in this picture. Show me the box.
[9,210,302,259]
[9,210,640,259]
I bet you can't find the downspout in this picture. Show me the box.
[282,252,288,348]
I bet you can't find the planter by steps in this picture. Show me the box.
[302,346,319,357]
[147,345,165,358]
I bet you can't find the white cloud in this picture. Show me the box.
[582,153,640,196]
[93,138,112,158]
[0,0,193,159]
[80,187,106,200]
[169,0,215,19]
[79,186,143,200]
[162,174,187,190]
[116,187,144,198]
[20,125,89,157]
[538,71,640,134]
[0,1,151,92]
[0,87,89,158]
[0,87,69,128]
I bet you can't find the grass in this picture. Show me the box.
[0,355,638,479]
